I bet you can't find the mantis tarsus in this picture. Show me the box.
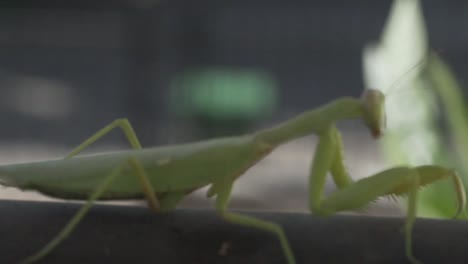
[0,89,465,264]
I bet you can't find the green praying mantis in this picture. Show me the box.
[0,89,465,264]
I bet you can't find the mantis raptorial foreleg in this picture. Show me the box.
[306,125,462,264]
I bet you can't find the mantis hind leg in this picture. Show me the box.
[213,181,296,264]
[21,156,160,264]
[64,119,160,210]
[66,118,142,158]
[127,157,161,212]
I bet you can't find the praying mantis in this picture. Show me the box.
[0,89,465,264]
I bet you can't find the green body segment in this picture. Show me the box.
[0,135,272,200]
[0,95,365,200]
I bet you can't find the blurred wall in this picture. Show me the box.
[0,0,464,147]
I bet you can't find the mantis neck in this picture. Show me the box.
[254,97,364,146]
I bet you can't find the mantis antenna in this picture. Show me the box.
[382,54,429,96]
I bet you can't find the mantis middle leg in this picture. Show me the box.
[212,174,296,264]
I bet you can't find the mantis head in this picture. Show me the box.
[360,88,386,138]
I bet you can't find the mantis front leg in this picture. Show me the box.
[308,126,465,264]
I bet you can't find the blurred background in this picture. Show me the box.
[0,0,466,217]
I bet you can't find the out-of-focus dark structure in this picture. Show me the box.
[0,0,464,148]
